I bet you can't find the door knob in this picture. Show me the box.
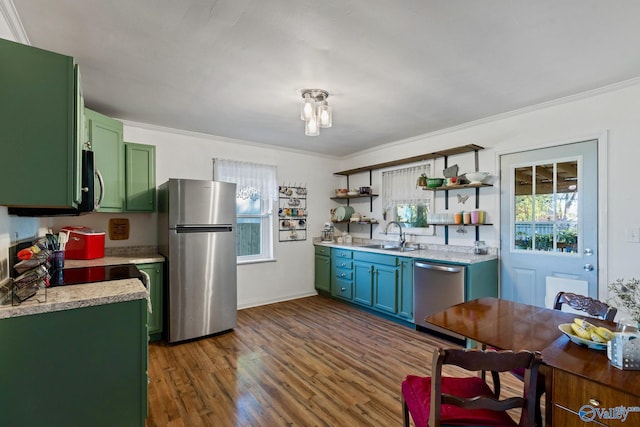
[584,263,594,271]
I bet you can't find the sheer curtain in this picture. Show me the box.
[382,164,431,213]
[213,158,278,213]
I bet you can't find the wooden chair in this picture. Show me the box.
[401,348,542,427]
[510,292,617,426]
[553,291,617,321]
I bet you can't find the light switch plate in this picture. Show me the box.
[625,227,640,243]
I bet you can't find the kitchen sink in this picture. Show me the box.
[359,244,417,252]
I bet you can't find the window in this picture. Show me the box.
[214,159,277,263]
[513,159,579,253]
[382,164,433,232]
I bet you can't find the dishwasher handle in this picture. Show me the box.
[414,261,463,273]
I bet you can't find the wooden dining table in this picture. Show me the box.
[425,297,640,427]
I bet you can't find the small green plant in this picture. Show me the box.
[608,278,640,323]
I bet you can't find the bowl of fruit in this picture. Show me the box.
[558,318,614,350]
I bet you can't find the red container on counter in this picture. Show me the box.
[61,226,106,259]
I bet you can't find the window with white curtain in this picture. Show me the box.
[382,164,433,230]
[213,159,277,263]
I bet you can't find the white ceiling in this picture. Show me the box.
[10,0,640,156]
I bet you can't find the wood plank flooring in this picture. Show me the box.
[146,295,529,426]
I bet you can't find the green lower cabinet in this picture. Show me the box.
[373,264,399,314]
[137,262,164,341]
[125,142,156,212]
[354,262,374,306]
[0,299,148,426]
[314,246,331,293]
[397,257,414,321]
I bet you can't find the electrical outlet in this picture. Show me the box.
[625,227,640,243]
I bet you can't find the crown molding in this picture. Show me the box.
[0,0,29,44]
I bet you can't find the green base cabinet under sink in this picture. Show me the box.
[0,299,148,426]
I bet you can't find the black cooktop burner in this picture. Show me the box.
[49,264,143,287]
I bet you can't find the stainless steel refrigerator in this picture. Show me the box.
[158,178,237,343]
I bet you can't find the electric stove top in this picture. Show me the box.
[49,264,143,287]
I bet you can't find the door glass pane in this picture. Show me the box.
[514,166,533,249]
[555,161,579,252]
[513,160,579,253]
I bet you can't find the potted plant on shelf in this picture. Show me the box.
[417,173,427,188]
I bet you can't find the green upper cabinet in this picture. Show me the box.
[86,108,124,212]
[125,142,156,212]
[0,38,84,208]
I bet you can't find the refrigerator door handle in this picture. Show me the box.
[175,224,233,233]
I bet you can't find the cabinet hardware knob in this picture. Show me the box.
[341,273,345,277]
[588,398,600,407]
[341,287,346,292]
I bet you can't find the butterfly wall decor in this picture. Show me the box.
[457,194,470,204]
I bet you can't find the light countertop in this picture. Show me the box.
[314,241,497,264]
[1,251,164,319]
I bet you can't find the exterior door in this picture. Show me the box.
[500,140,598,308]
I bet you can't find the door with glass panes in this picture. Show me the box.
[499,140,598,307]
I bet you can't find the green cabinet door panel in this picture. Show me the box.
[125,142,156,212]
[0,300,148,426]
[397,257,414,320]
[373,264,399,314]
[354,262,374,306]
[138,262,164,341]
[86,108,124,212]
[466,258,499,301]
[314,254,331,293]
[0,38,83,208]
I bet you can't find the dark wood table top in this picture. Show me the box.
[424,297,640,398]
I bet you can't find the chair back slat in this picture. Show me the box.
[553,291,617,321]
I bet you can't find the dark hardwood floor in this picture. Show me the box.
[146,295,527,426]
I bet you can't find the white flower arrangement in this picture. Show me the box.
[608,278,640,323]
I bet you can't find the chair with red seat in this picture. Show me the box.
[401,348,542,427]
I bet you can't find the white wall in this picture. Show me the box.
[335,81,640,304]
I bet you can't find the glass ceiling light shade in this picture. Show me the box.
[300,89,330,136]
[317,101,332,128]
[305,114,320,136]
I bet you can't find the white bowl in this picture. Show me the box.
[558,323,607,351]
[465,172,489,184]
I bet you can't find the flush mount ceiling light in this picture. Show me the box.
[300,89,332,136]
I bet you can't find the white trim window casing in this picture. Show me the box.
[213,159,277,263]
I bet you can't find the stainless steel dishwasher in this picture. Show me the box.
[413,260,465,340]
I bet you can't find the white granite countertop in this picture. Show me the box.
[314,241,497,264]
[1,250,163,319]
[64,253,165,269]
[0,279,147,319]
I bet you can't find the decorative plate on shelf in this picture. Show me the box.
[558,323,607,350]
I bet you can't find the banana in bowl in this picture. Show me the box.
[558,318,615,350]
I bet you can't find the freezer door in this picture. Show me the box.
[167,228,237,343]
[167,179,236,228]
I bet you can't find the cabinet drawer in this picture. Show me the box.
[333,249,353,259]
[354,251,399,266]
[553,370,637,426]
[315,245,330,256]
[334,259,353,270]
[333,278,353,300]
[334,268,353,280]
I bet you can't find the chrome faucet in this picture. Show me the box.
[384,221,406,247]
